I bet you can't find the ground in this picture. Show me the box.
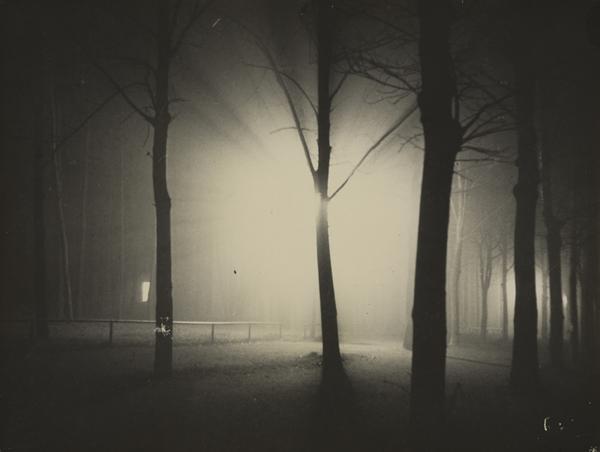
[1,329,598,451]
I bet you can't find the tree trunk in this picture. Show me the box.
[153,0,173,378]
[478,236,493,342]
[509,0,540,392]
[33,43,48,339]
[568,225,579,364]
[50,87,74,320]
[450,175,467,345]
[315,0,342,376]
[580,194,598,377]
[119,136,125,319]
[480,289,488,341]
[409,1,461,444]
[541,140,564,367]
[77,125,90,318]
[546,224,564,366]
[501,233,509,341]
[540,247,549,341]
[315,197,342,373]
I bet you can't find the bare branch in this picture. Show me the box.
[94,63,155,124]
[244,62,318,117]
[328,101,418,200]
[232,21,316,175]
[330,72,348,103]
[170,0,214,57]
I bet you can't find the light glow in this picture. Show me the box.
[141,281,150,303]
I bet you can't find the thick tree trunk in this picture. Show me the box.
[153,0,173,378]
[409,1,461,444]
[315,0,342,376]
[541,141,564,367]
[509,0,540,391]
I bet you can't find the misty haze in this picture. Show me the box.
[1,1,600,451]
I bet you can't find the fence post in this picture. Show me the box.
[211,323,215,344]
[247,323,252,342]
[108,320,114,346]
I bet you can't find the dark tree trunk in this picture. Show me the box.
[77,125,90,318]
[480,290,488,341]
[568,224,579,363]
[540,248,549,342]
[153,0,173,378]
[541,141,564,367]
[580,194,598,376]
[50,92,74,320]
[33,45,48,339]
[450,175,467,345]
[501,233,509,342]
[314,0,342,376]
[409,0,461,444]
[546,224,563,366]
[403,158,421,351]
[315,197,342,373]
[478,236,493,342]
[509,0,540,392]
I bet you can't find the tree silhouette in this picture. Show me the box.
[409,0,461,446]
[93,0,212,378]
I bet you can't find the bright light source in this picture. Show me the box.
[141,281,150,303]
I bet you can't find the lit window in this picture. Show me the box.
[141,281,150,303]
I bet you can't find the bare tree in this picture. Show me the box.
[239,2,417,377]
[476,225,500,341]
[448,165,471,344]
[509,0,540,392]
[94,0,212,378]
[408,0,461,446]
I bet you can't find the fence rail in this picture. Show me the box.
[1,318,282,345]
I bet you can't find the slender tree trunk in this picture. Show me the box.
[409,1,461,444]
[541,141,564,367]
[501,233,509,341]
[481,289,489,341]
[314,0,342,376]
[315,197,342,372]
[452,243,462,344]
[77,125,90,318]
[33,44,48,338]
[569,225,579,363]
[403,155,421,351]
[50,88,74,320]
[118,138,125,319]
[509,0,540,392]
[153,0,174,378]
[546,224,564,366]
[479,240,492,342]
[450,177,466,345]
[540,248,549,342]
